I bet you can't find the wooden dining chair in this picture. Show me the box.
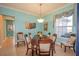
[38,38,52,56]
[51,34,57,53]
[31,39,39,56]
[25,34,32,55]
[61,34,76,52]
[17,32,25,47]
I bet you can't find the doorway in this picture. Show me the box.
[4,18,15,46]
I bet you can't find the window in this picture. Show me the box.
[55,14,73,37]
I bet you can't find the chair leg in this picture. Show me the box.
[26,48,28,55]
[39,50,40,56]
[69,46,70,49]
[17,42,19,47]
[36,47,38,55]
[32,49,34,56]
[73,46,75,52]
[64,46,66,52]
[32,48,34,56]
[49,51,50,56]
[61,43,62,48]
[53,44,56,53]
[26,44,29,55]
[54,50,56,53]
[73,48,75,52]
[52,49,53,56]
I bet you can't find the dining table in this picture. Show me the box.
[31,35,54,56]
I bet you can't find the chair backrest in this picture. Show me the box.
[52,34,57,42]
[24,34,31,44]
[38,38,52,52]
[28,33,33,40]
[17,32,24,40]
[68,34,76,45]
[70,36,76,45]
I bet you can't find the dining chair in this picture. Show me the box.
[25,34,32,55]
[17,32,25,47]
[38,38,52,56]
[51,34,57,53]
[61,34,76,52]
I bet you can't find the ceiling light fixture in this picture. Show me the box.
[37,4,44,23]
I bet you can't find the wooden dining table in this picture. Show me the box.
[31,36,54,56]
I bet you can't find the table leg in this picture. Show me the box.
[64,46,66,52]
[32,46,34,56]
[52,49,53,56]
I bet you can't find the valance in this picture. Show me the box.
[55,10,74,19]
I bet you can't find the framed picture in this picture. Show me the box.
[44,22,48,31]
[8,24,13,31]
[25,23,36,29]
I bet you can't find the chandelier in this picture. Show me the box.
[37,4,44,23]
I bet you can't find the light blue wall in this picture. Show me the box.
[43,4,76,44]
[0,4,76,40]
[43,4,75,35]
[42,14,54,35]
[0,7,42,37]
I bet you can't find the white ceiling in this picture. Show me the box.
[0,3,71,16]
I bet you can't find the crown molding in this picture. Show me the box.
[0,4,74,17]
[43,4,74,17]
[0,4,39,17]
